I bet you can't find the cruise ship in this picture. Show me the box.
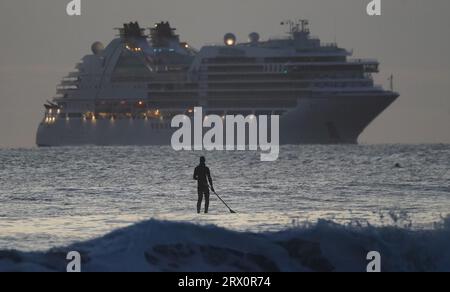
[36,20,399,146]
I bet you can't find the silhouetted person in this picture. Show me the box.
[193,156,214,214]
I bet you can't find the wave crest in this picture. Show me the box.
[1,217,449,272]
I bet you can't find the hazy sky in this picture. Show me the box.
[0,0,449,147]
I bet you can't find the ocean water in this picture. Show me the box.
[0,144,449,252]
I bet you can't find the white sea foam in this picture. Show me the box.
[0,216,449,272]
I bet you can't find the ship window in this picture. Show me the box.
[68,113,82,118]
[256,111,273,116]
[326,122,341,141]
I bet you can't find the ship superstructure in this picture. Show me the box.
[37,20,398,146]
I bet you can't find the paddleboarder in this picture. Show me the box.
[193,156,214,214]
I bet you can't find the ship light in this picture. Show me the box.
[138,101,144,106]
[226,38,235,46]
[224,33,237,46]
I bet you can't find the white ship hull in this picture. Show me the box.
[36,93,397,146]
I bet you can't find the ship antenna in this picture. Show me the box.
[389,74,394,91]
[333,16,337,44]
[282,19,310,37]
[281,20,294,35]
[300,19,309,33]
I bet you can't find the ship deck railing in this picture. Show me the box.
[202,60,378,67]
[347,58,379,64]
[147,86,378,94]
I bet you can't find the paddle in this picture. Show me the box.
[210,188,237,214]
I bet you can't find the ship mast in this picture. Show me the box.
[281,19,310,36]
[388,74,394,91]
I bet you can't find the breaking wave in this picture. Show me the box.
[1,216,449,272]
